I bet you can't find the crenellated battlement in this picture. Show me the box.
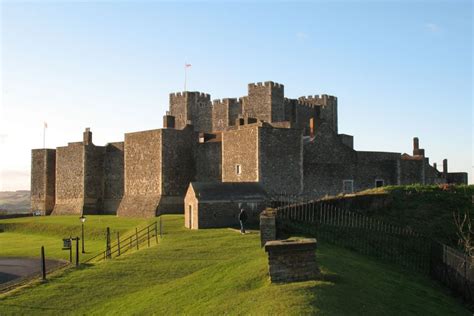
[212,98,239,106]
[297,94,337,104]
[170,91,211,100]
[248,81,284,89]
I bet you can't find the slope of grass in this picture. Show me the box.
[328,184,474,248]
[0,215,468,315]
[0,216,153,261]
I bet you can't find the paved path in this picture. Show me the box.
[0,257,66,284]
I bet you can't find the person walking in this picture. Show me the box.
[239,208,248,234]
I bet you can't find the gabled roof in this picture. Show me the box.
[189,182,267,202]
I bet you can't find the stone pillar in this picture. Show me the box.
[443,159,448,175]
[264,238,320,283]
[260,209,276,247]
[83,128,92,145]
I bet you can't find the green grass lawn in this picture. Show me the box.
[0,215,154,261]
[0,215,469,315]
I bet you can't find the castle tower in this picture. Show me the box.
[244,81,285,123]
[297,95,338,133]
[169,92,212,132]
[212,98,242,131]
[31,149,56,215]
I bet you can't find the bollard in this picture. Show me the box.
[41,246,46,281]
[75,237,80,267]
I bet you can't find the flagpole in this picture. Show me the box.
[184,63,187,92]
[43,124,46,149]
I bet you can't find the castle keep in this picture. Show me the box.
[31,81,468,221]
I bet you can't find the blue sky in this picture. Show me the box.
[0,0,472,190]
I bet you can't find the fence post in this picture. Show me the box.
[76,237,80,267]
[41,246,46,281]
[155,222,158,244]
[147,225,150,247]
[106,227,111,259]
[160,217,163,238]
[136,227,139,250]
[117,232,121,256]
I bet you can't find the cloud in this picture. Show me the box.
[424,23,441,33]
[296,32,309,40]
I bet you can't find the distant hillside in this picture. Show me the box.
[0,190,30,214]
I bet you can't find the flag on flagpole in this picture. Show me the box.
[44,121,48,129]
[185,63,192,68]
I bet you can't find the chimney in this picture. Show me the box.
[163,115,175,129]
[433,163,437,171]
[413,137,419,155]
[443,159,448,175]
[83,128,92,145]
[310,118,315,138]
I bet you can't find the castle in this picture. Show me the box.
[31,81,468,220]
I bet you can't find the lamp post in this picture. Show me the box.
[79,215,86,253]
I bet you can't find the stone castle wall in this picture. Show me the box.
[53,143,84,214]
[31,149,56,215]
[117,129,162,217]
[259,126,303,195]
[83,145,106,213]
[222,125,259,183]
[196,141,222,182]
[103,142,124,214]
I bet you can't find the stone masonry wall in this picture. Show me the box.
[264,239,320,283]
[31,149,56,215]
[53,143,84,214]
[117,129,162,217]
[103,142,124,214]
[259,126,303,195]
[222,125,259,183]
[159,127,197,213]
[195,201,264,229]
[83,145,105,213]
[196,141,222,182]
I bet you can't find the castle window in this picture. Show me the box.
[375,179,384,188]
[218,119,223,127]
[236,164,242,175]
[342,180,354,194]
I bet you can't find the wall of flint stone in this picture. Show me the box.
[53,143,85,214]
[103,142,124,214]
[259,126,303,195]
[31,149,56,215]
[117,129,162,217]
[196,141,221,182]
[222,125,259,183]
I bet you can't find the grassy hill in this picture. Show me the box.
[0,216,153,261]
[326,184,474,248]
[0,191,30,214]
[0,215,469,315]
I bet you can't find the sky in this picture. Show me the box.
[0,0,472,191]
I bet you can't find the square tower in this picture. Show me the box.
[31,149,56,215]
[244,81,285,123]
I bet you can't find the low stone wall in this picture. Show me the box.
[264,238,319,283]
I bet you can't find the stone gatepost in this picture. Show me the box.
[260,209,276,247]
[264,238,320,283]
